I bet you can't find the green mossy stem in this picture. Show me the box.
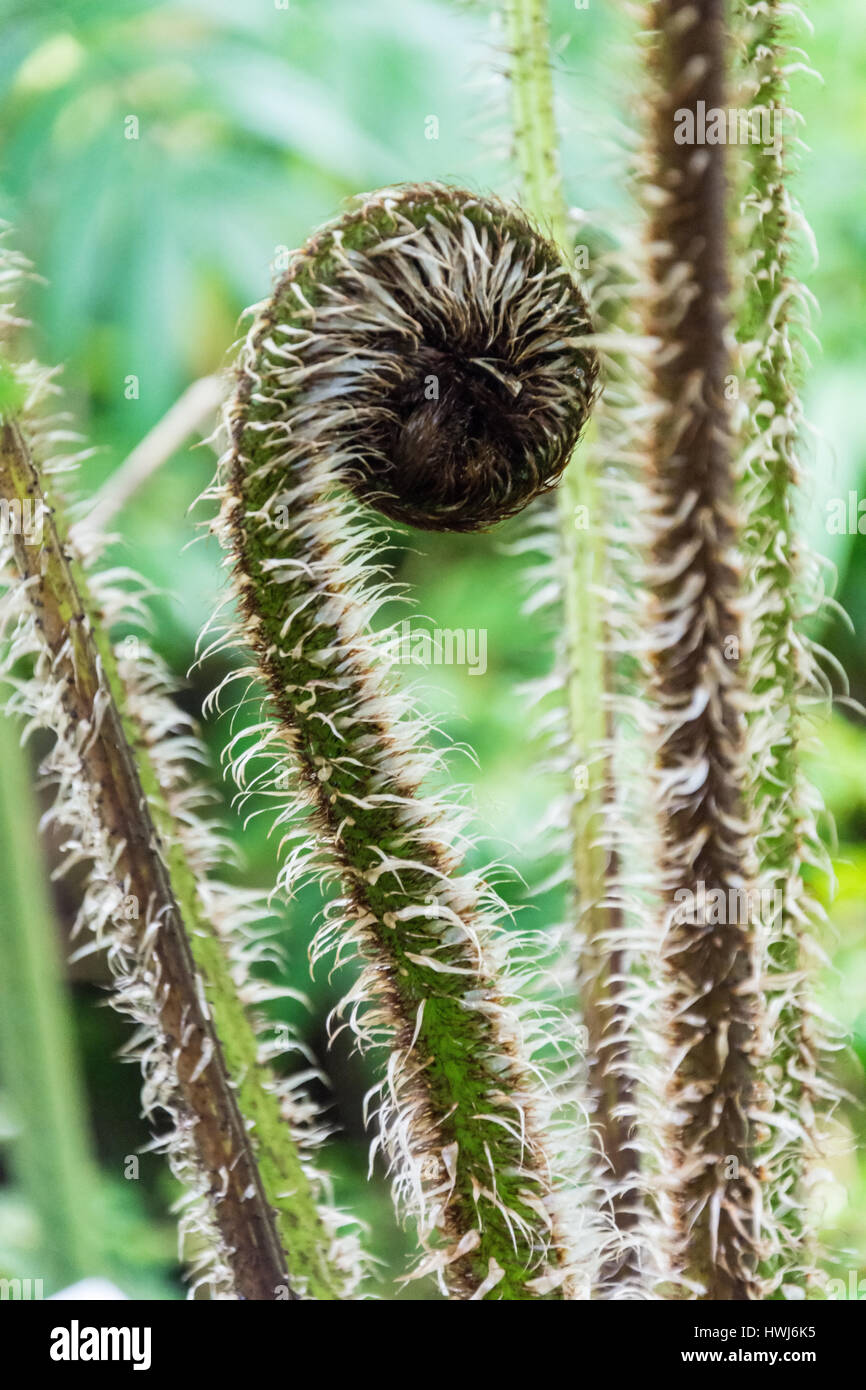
[0,416,343,1301]
[223,183,597,1298]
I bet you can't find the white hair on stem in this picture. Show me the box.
[633,0,766,1299]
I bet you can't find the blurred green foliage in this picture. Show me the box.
[0,0,864,1296]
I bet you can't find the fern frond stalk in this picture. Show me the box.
[216,182,597,1298]
[733,0,829,1289]
[504,0,641,1287]
[638,0,764,1299]
[0,408,348,1299]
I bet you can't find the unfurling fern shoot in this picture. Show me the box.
[213,183,597,1298]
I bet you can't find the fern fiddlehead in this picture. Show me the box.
[213,182,597,1298]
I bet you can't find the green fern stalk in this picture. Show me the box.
[0,715,100,1292]
[0,256,353,1297]
[213,182,597,1298]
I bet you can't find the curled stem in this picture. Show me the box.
[217,182,596,1298]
